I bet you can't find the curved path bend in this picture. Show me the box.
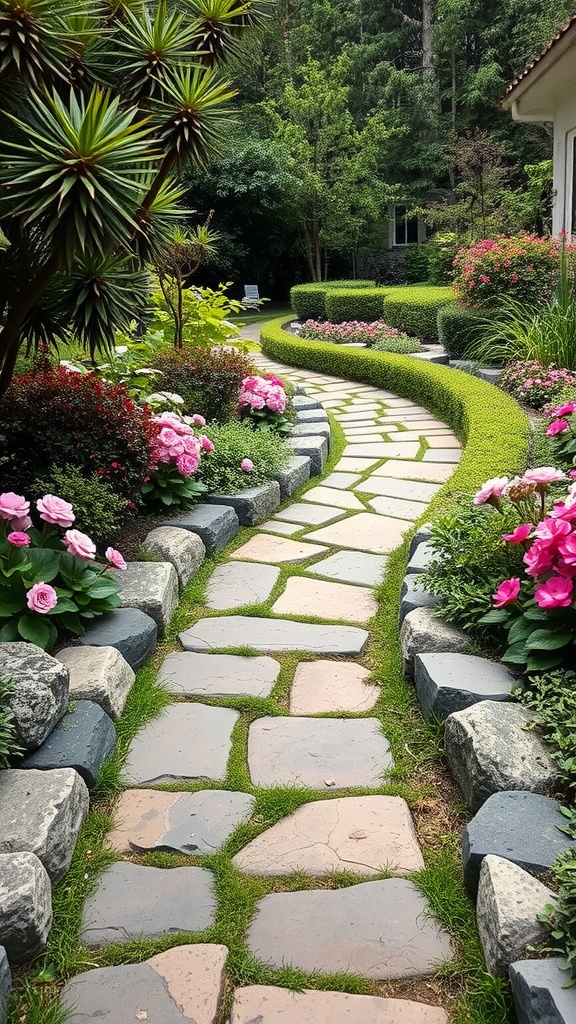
[61,346,463,1024]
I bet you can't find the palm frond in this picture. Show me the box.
[155,64,236,169]
[183,0,271,65]
[133,174,188,259]
[0,0,91,86]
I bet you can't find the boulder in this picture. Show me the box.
[405,541,436,575]
[206,481,281,526]
[0,768,89,880]
[509,958,576,1024]
[477,856,555,976]
[0,852,52,963]
[115,562,178,635]
[444,701,557,811]
[399,575,440,626]
[0,947,10,1023]
[414,654,515,721]
[143,527,206,588]
[0,642,68,750]
[56,645,134,720]
[78,608,157,672]
[287,436,328,476]
[22,700,116,790]
[400,608,472,681]
[273,455,311,497]
[164,503,239,554]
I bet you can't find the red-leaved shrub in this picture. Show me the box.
[151,346,257,422]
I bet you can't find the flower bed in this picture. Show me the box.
[299,319,421,352]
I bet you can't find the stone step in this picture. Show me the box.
[247,716,392,788]
[80,862,216,948]
[289,660,378,714]
[246,879,453,979]
[204,561,281,610]
[274,502,346,526]
[159,652,280,698]
[272,577,377,624]
[233,795,423,876]
[0,852,52,964]
[232,534,328,564]
[21,700,116,790]
[179,616,369,656]
[123,704,239,786]
[305,511,412,555]
[231,986,448,1023]
[301,485,365,511]
[305,550,387,587]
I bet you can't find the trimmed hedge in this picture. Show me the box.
[382,286,456,342]
[260,315,529,515]
[324,287,385,323]
[290,280,374,320]
[437,304,485,359]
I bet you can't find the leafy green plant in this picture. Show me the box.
[515,669,576,795]
[538,849,576,982]
[200,421,291,494]
[382,285,456,342]
[32,467,129,546]
[151,281,244,348]
[452,233,566,309]
[372,335,423,354]
[324,288,385,323]
[150,344,256,422]
[437,304,484,359]
[289,280,375,320]
[0,674,22,767]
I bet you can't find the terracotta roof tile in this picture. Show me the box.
[504,12,576,97]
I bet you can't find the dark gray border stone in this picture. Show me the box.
[115,562,178,634]
[510,958,576,1024]
[414,654,515,721]
[22,700,116,790]
[408,524,432,559]
[399,574,440,625]
[164,503,239,554]
[79,608,157,672]
[206,481,281,526]
[0,947,10,1021]
[287,436,328,475]
[273,455,311,497]
[405,542,436,575]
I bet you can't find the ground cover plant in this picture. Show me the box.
[299,319,421,351]
[200,420,291,494]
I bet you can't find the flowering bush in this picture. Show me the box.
[150,346,257,422]
[476,469,576,671]
[199,421,291,495]
[141,412,209,509]
[299,319,419,349]
[0,491,125,650]
[238,375,291,435]
[0,367,155,502]
[500,360,576,410]
[544,402,576,472]
[452,234,569,309]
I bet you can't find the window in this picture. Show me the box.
[393,205,419,246]
[566,129,576,238]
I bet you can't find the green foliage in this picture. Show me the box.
[538,848,576,982]
[401,245,430,284]
[516,669,576,796]
[500,360,576,408]
[425,234,462,285]
[260,316,530,514]
[423,501,525,634]
[150,345,256,422]
[453,234,564,310]
[32,466,129,546]
[382,286,456,342]
[437,304,485,359]
[199,420,291,494]
[152,282,244,349]
[372,335,422,354]
[0,673,22,767]
[141,463,207,510]
[290,280,374,320]
[324,287,384,323]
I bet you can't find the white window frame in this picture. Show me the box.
[565,127,576,240]
[393,204,419,247]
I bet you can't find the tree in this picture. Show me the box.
[0,0,266,397]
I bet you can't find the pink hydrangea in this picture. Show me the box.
[63,529,97,560]
[200,435,215,453]
[105,547,127,571]
[37,494,75,529]
[493,578,521,607]
[502,524,532,543]
[241,458,254,472]
[473,477,509,505]
[0,492,30,522]
[191,413,206,426]
[7,531,31,547]
[176,453,198,476]
[534,576,574,609]
[26,582,58,614]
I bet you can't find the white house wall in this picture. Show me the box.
[552,89,576,235]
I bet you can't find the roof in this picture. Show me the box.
[504,12,576,101]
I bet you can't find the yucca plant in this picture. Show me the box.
[0,0,265,397]
[154,218,221,344]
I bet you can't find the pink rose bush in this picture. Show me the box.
[545,400,576,471]
[238,375,291,435]
[500,360,576,410]
[477,470,576,671]
[299,319,414,347]
[0,491,125,650]
[141,411,208,509]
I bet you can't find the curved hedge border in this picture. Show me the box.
[260,316,530,513]
[383,285,455,342]
[290,280,375,320]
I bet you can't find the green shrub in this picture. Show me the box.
[200,421,291,494]
[452,233,567,309]
[150,346,257,422]
[290,280,374,320]
[260,316,529,515]
[437,304,484,358]
[383,286,456,342]
[402,245,430,284]
[426,234,461,285]
[324,288,385,323]
[373,335,422,354]
[32,467,130,545]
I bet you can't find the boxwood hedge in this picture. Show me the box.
[382,286,456,342]
[260,315,529,513]
[437,303,485,359]
[324,287,385,323]
[290,280,375,320]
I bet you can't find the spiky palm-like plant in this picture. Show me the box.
[0,0,267,397]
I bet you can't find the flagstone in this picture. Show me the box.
[232,534,328,564]
[423,448,461,463]
[230,987,448,1024]
[426,434,461,448]
[108,789,255,855]
[179,617,369,655]
[248,716,392,788]
[368,495,428,520]
[305,512,412,554]
[360,476,442,502]
[274,502,346,525]
[158,652,281,697]
[301,485,365,510]
[289,660,379,713]
[373,460,455,483]
[204,561,280,610]
[259,519,302,536]
[123,704,238,785]
[333,456,379,472]
[246,879,452,978]
[322,472,362,489]
[383,398,423,408]
[305,549,387,586]
[233,795,423,876]
[272,577,377,624]
[80,862,215,947]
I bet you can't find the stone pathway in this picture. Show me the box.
[63,348,463,1022]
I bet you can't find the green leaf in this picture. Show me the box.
[16,614,56,651]
[0,620,19,642]
[57,611,83,635]
[0,592,26,617]
[501,641,529,665]
[86,579,119,599]
[507,616,535,645]
[525,629,574,651]
[526,651,566,672]
[24,549,61,584]
[479,608,511,624]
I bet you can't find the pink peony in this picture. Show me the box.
[534,576,574,609]
[158,426,180,448]
[523,467,566,487]
[191,413,206,426]
[503,524,532,543]
[547,419,569,437]
[473,477,509,505]
[0,492,30,522]
[241,458,254,472]
[7,531,31,547]
[37,494,75,529]
[524,540,555,577]
[154,411,182,428]
[11,515,32,531]
[493,577,521,607]
[26,582,58,614]
[105,546,127,571]
[558,534,576,567]
[200,435,215,452]
[176,453,198,476]
[63,529,96,560]
[534,517,571,543]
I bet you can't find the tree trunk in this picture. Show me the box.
[0,250,61,399]
[422,0,435,76]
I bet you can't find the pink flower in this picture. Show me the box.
[158,427,180,449]
[534,576,574,609]
[11,515,32,531]
[554,403,576,417]
[154,411,182,428]
[547,420,569,437]
[241,458,254,472]
[37,494,76,529]
[473,476,509,505]
[7,531,31,547]
[534,517,572,543]
[63,529,96,560]
[503,524,532,543]
[0,492,30,522]
[493,577,521,607]
[200,435,215,452]
[176,453,198,476]
[524,540,555,577]
[266,388,287,413]
[523,467,565,487]
[192,414,206,426]
[558,534,576,567]
[105,547,127,571]
[26,582,58,614]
